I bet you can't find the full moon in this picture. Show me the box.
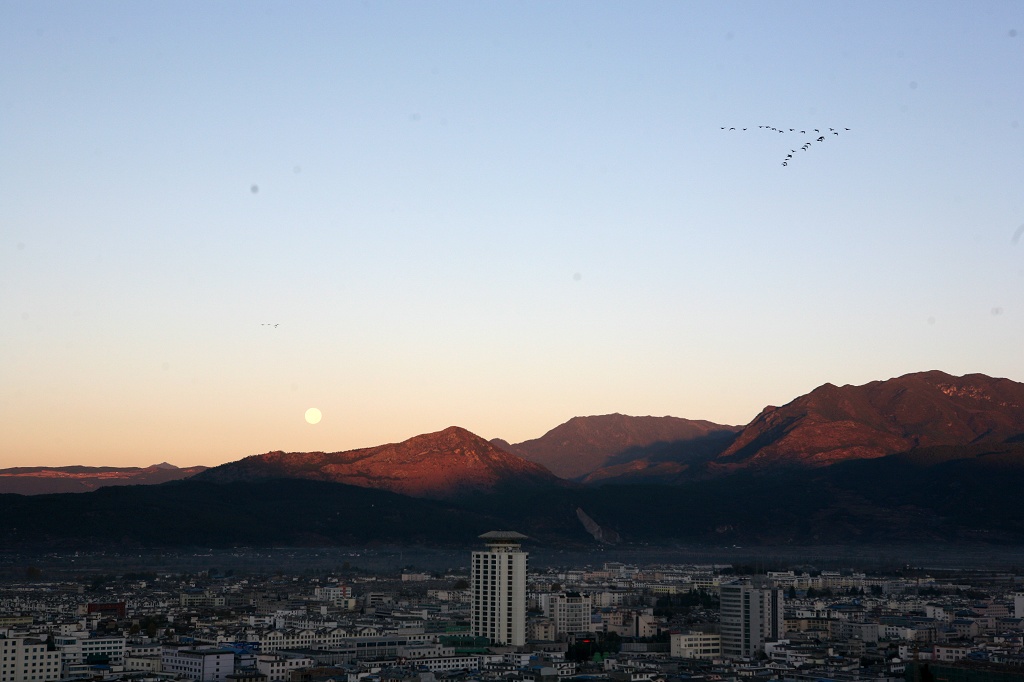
[304,407,322,425]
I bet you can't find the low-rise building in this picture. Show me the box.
[670,631,721,659]
[162,647,236,682]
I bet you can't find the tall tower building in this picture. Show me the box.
[472,531,528,646]
[719,580,784,658]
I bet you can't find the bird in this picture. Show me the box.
[817,136,825,142]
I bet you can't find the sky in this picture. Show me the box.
[2,1,1023,468]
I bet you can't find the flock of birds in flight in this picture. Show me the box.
[721,125,851,167]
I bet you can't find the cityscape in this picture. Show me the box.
[5,534,1024,682]
[4,5,1024,682]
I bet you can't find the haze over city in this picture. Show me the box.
[2,1,1023,468]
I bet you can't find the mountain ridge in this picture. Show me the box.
[194,426,561,499]
[496,413,742,479]
[0,463,207,495]
[711,370,1024,472]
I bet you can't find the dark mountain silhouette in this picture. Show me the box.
[0,479,510,548]
[195,426,560,499]
[579,431,741,485]
[712,370,1024,472]
[0,463,207,495]
[495,414,741,479]
[4,440,1024,548]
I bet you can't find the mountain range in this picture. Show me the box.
[5,370,1024,548]
[0,463,207,495]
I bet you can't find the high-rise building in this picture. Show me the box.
[719,580,784,658]
[472,531,528,646]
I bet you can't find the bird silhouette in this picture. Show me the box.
[719,124,848,167]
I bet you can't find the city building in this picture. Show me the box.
[0,636,62,682]
[550,593,592,638]
[471,531,528,646]
[162,648,236,682]
[670,631,722,659]
[719,580,783,658]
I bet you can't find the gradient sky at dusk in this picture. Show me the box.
[2,1,1023,467]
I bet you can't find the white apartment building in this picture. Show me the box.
[0,636,61,682]
[670,632,721,659]
[254,654,313,681]
[472,531,528,646]
[719,581,783,659]
[52,633,125,675]
[549,593,592,637]
[162,648,235,682]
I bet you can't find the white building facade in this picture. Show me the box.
[719,581,784,659]
[472,531,528,646]
[0,636,61,682]
[550,593,592,637]
[670,631,721,659]
[162,648,235,682]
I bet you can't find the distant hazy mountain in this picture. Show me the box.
[195,426,561,499]
[713,370,1024,471]
[495,414,741,479]
[0,463,207,495]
